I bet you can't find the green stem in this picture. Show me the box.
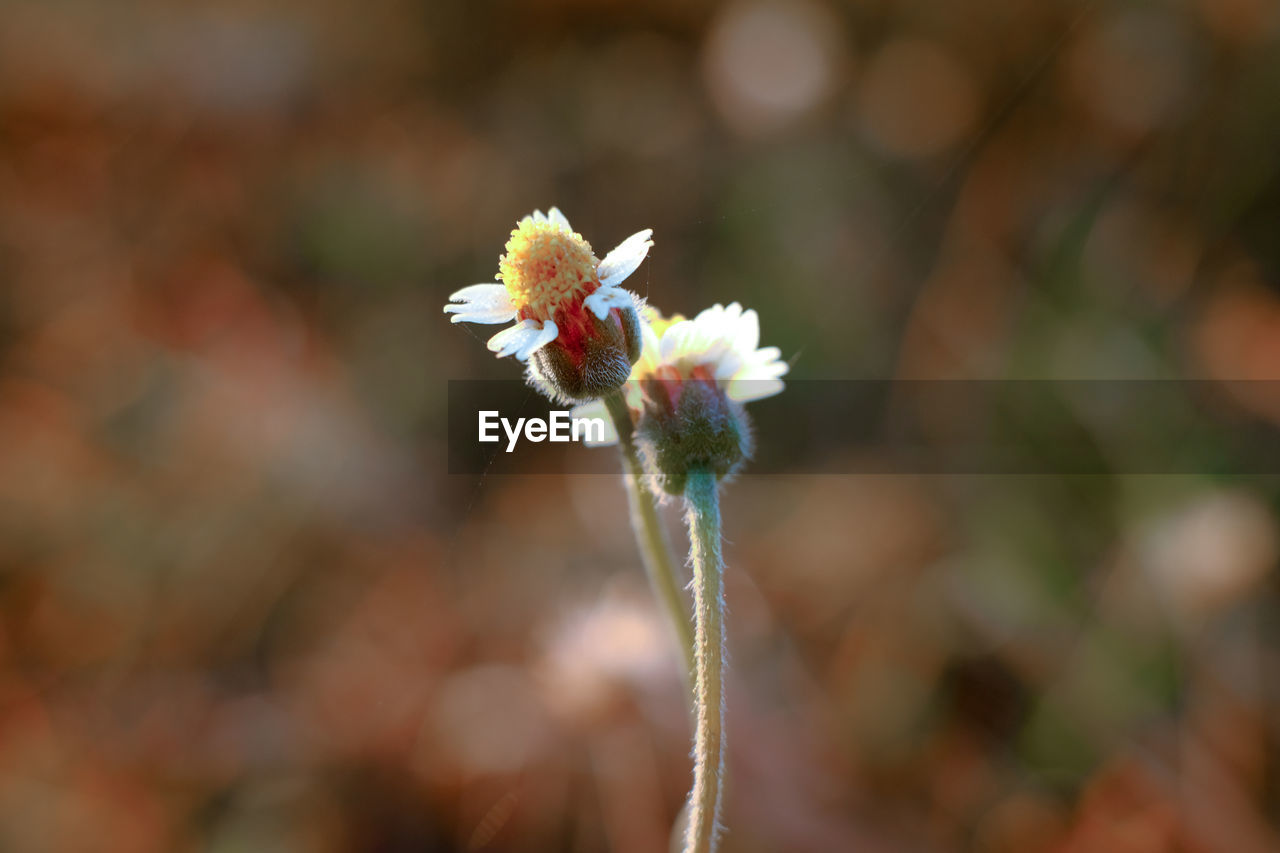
[682,467,725,853]
[603,390,695,677]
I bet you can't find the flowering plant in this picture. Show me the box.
[446,210,786,853]
[445,208,651,400]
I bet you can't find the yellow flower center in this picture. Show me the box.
[497,219,600,320]
[642,305,686,337]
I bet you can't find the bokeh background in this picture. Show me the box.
[2,0,1279,850]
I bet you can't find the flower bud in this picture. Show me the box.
[529,300,643,402]
[635,366,752,495]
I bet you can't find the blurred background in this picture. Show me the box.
[1,0,1279,850]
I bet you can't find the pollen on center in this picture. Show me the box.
[498,220,601,320]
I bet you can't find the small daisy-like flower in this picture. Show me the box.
[633,302,787,492]
[574,302,788,449]
[634,301,788,403]
[444,208,652,400]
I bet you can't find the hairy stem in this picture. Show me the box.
[603,390,695,677]
[682,467,725,853]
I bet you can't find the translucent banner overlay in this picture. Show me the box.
[447,380,1280,475]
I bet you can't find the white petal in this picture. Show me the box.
[446,282,510,304]
[569,401,618,447]
[446,304,519,324]
[532,209,547,223]
[713,351,745,380]
[583,285,635,320]
[736,344,787,382]
[547,207,572,231]
[570,399,608,421]
[597,229,653,288]
[663,317,734,371]
[658,319,701,363]
[747,361,789,381]
[486,319,558,360]
[735,308,760,352]
[443,284,517,324]
[694,303,727,328]
[749,345,782,365]
[518,320,559,360]
[694,304,735,350]
[487,320,539,357]
[761,358,791,378]
[726,376,784,402]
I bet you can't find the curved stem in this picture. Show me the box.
[683,467,725,853]
[602,390,695,678]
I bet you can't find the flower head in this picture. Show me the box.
[444,208,653,400]
[574,301,787,492]
[633,302,788,405]
[574,302,788,445]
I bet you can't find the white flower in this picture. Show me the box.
[573,301,788,446]
[644,302,788,401]
[443,207,653,362]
